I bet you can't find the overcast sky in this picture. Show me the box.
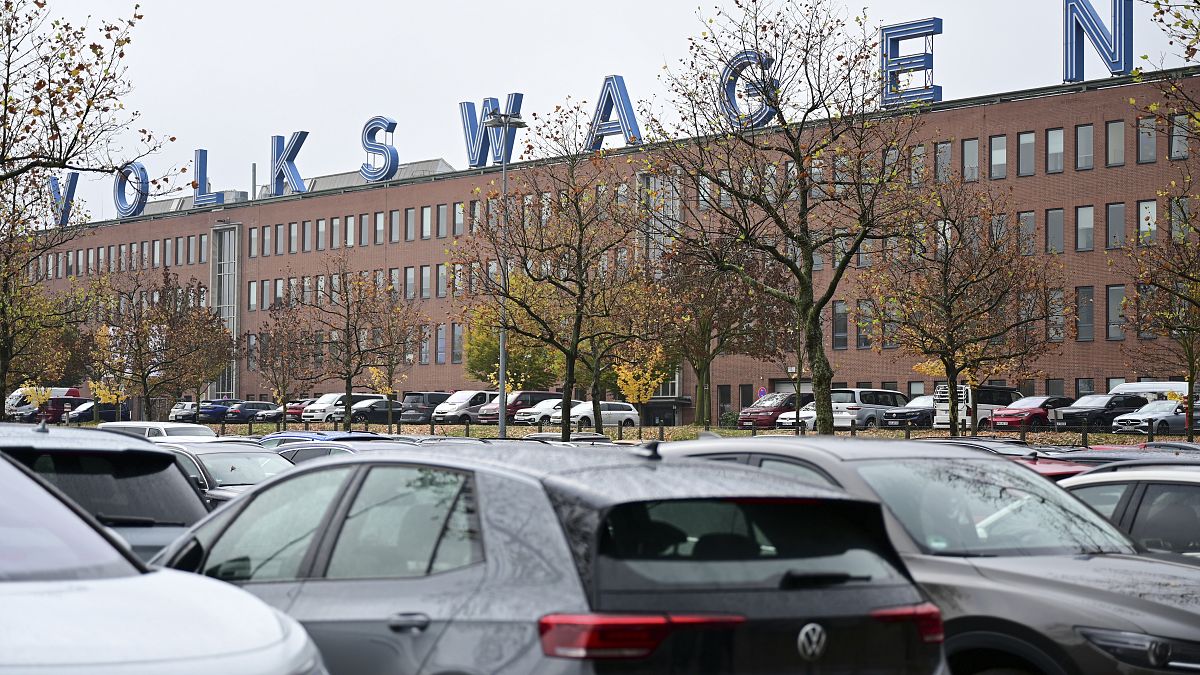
[54,0,1185,220]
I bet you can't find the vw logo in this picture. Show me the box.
[796,623,827,662]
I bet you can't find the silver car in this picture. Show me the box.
[1112,399,1197,435]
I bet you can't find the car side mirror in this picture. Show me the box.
[168,536,206,574]
[189,474,206,492]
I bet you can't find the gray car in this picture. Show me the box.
[1111,399,1199,435]
[661,436,1200,675]
[153,443,946,674]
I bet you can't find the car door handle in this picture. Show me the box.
[387,612,431,633]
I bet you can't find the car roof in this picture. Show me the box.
[160,441,277,454]
[98,421,210,430]
[259,430,387,440]
[0,423,172,455]
[1048,448,1200,464]
[1062,466,1200,487]
[659,434,1000,462]
[280,440,419,452]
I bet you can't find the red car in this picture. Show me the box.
[1011,456,1090,481]
[285,399,315,422]
[737,392,808,430]
[990,395,1075,431]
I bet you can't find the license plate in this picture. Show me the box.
[994,421,1008,427]
[885,420,900,426]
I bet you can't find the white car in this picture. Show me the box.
[1061,465,1200,557]
[300,393,385,422]
[775,402,816,430]
[514,398,581,425]
[549,401,639,428]
[97,421,217,439]
[0,452,325,674]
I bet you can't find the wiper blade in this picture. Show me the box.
[929,551,998,558]
[94,513,186,527]
[780,571,871,589]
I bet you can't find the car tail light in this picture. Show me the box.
[539,613,744,659]
[846,405,862,411]
[871,602,944,644]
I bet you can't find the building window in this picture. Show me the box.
[1046,128,1064,173]
[420,265,431,299]
[187,235,196,265]
[1076,286,1094,341]
[1075,205,1093,251]
[302,220,312,252]
[1045,209,1063,254]
[317,219,326,251]
[436,264,448,298]
[387,210,400,243]
[330,217,341,250]
[934,141,951,183]
[1018,211,1036,256]
[1075,378,1095,398]
[274,223,285,255]
[832,301,848,350]
[258,226,269,257]
[421,206,432,239]
[1018,380,1035,396]
[1170,114,1189,160]
[345,215,355,247]
[1106,203,1126,248]
[418,327,430,365]
[469,200,481,232]
[151,240,160,268]
[1048,288,1065,342]
[451,323,463,364]
[405,267,416,299]
[1137,117,1157,163]
[436,204,448,238]
[1106,120,1125,166]
[908,381,925,397]
[359,214,370,247]
[1045,378,1065,396]
[261,280,270,309]
[274,278,284,306]
[434,324,447,364]
[247,227,258,259]
[198,234,208,264]
[1137,199,1157,245]
[1076,124,1094,170]
[1107,377,1126,391]
[1017,131,1035,176]
[374,212,385,245]
[1107,284,1125,340]
[287,222,297,254]
[1170,197,1190,241]
[453,202,465,236]
[961,138,979,181]
[910,145,925,185]
[989,135,1007,179]
[405,208,416,241]
[247,281,258,311]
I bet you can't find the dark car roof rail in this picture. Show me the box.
[1079,458,1200,475]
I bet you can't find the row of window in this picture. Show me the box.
[40,235,207,280]
[246,264,456,312]
[245,323,465,369]
[246,203,475,259]
[1016,198,1186,255]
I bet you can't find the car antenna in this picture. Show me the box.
[639,440,663,461]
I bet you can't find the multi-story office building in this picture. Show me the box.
[41,70,1200,423]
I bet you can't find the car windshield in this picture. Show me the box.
[164,426,216,437]
[906,396,933,408]
[830,391,855,403]
[443,390,478,404]
[1138,401,1180,413]
[750,393,789,408]
[1072,395,1112,407]
[799,402,816,412]
[0,458,138,581]
[505,392,524,404]
[198,453,292,487]
[313,393,340,405]
[72,401,94,413]
[1009,396,1049,408]
[856,458,1135,557]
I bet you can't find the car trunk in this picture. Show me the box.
[546,497,940,674]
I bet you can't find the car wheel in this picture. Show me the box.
[351,413,366,423]
[797,421,807,432]
[622,418,635,427]
[579,417,591,427]
[863,417,877,429]
[538,415,551,425]
[1158,421,1170,436]
[977,418,991,431]
[1030,418,1046,432]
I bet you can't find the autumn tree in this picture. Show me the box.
[90,269,235,420]
[364,282,426,430]
[857,174,1065,435]
[614,342,673,437]
[454,101,656,440]
[646,0,921,434]
[248,291,323,427]
[462,302,560,391]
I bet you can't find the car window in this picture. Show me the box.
[145,428,163,437]
[1069,482,1133,519]
[830,391,855,404]
[1130,483,1200,554]
[204,467,353,583]
[198,453,293,487]
[174,454,205,487]
[325,466,482,579]
[291,447,332,464]
[757,457,838,488]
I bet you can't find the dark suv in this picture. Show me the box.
[1055,394,1149,431]
[153,443,945,674]
[662,436,1200,675]
[397,391,451,424]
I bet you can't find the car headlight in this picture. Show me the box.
[1078,627,1176,668]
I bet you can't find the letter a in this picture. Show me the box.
[585,75,641,151]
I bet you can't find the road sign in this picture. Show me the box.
[758,386,767,398]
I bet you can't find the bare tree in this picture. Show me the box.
[645,0,921,433]
[248,291,322,427]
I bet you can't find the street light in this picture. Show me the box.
[482,109,526,439]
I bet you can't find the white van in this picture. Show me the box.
[5,386,81,417]
[933,384,1022,430]
[430,390,499,424]
[1107,381,1191,399]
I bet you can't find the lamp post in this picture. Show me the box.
[482,109,526,439]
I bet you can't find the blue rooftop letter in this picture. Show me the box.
[719,50,780,129]
[271,131,309,196]
[1063,0,1133,82]
[459,93,524,169]
[113,162,149,219]
[881,18,943,107]
[360,116,400,182]
[48,172,78,226]
[585,75,641,151]
[193,149,224,207]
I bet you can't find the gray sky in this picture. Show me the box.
[54,0,1184,220]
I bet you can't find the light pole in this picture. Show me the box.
[482,109,526,439]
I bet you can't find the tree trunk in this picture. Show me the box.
[343,375,353,431]
[590,360,603,434]
[561,353,577,442]
[141,376,153,421]
[947,367,961,437]
[1188,369,1196,443]
[805,312,834,435]
[694,362,712,428]
[386,391,394,434]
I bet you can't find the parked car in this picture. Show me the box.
[918,436,1091,480]
[162,441,295,507]
[1112,399,1197,435]
[430,390,498,424]
[4,385,80,418]
[397,391,452,424]
[881,395,936,429]
[223,401,277,423]
[1047,447,1200,466]
[513,397,581,425]
[550,400,640,428]
[272,439,417,464]
[168,401,198,422]
[20,396,91,423]
[197,398,242,422]
[736,391,805,430]
[1056,393,1150,431]
[152,442,945,675]
[521,431,614,443]
[989,395,1076,431]
[775,401,816,430]
[66,399,132,423]
[932,384,1022,430]
[661,435,1200,675]
[0,449,325,675]
[343,398,406,424]
[1061,464,1200,557]
[0,424,208,561]
[830,388,908,429]
[285,398,315,422]
[301,392,385,422]
[477,390,559,424]
[98,421,217,440]
[254,404,286,422]
[258,430,389,449]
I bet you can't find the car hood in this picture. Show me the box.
[0,569,287,667]
[969,553,1200,639]
[1114,411,1171,422]
[1058,406,1105,415]
[993,407,1039,416]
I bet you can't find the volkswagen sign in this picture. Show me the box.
[796,622,827,662]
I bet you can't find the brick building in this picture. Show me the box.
[42,70,1199,422]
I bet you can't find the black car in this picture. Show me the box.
[347,398,407,424]
[223,401,277,423]
[397,391,451,424]
[152,443,945,675]
[66,400,132,423]
[0,423,208,561]
[1055,393,1149,430]
[660,436,1200,675]
[161,441,295,507]
[882,395,936,429]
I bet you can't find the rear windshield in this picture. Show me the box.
[593,499,902,592]
[402,394,426,405]
[8,450,208,527]
[830,391,856,403]
[165,426,216,437]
